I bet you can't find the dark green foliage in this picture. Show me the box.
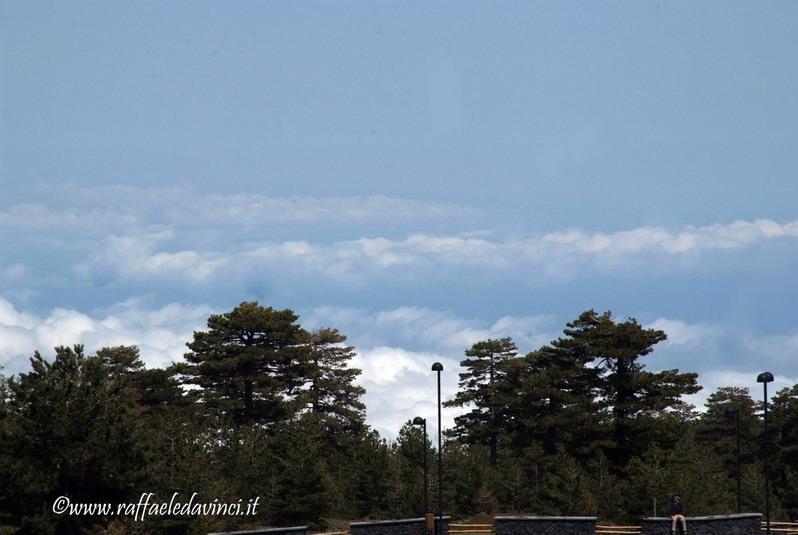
[556,311,700,466]
[504,344,604,459]
[180,301,308,424]
[770,385,798,519]
[0,345,147,533]
[623,430,729,519]
[1,304,797,532]
[390,421,432,516]
[267,420,331,528]
[697,387,760,479]
[440,440,490,517]
[345,430,394,518]
[444,338,517,467]
[442,310,763,522]
[0,365,7,418]
[304,328,366,436]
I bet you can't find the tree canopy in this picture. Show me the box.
[0,304,796,532]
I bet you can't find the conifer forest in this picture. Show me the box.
[2,302,796,534]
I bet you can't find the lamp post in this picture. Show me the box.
[725,407,741,513]
[431,362,444,532]
[757,372,774,535]
[412,416,429,515]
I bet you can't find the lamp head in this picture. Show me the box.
[431,362,443,372]
[757,372,774,383]
[412,416,425,426]
[725,407,739,416]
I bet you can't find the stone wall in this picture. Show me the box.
[494,516,597,535]
[350,516,450,535]
[208,525,308,535]
[641,513,761,535]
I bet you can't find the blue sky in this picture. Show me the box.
[1,2,797,437]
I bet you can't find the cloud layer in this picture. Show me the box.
[0,297,213,374]
[5,183,797,297]
[1,184,475,234]
[74,218,798,291]
[2,185,796,437]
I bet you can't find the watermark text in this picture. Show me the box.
[52,492,260,521]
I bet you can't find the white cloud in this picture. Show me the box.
[742,331,798,361]
[0,185,474,233]
[302,306,559,437]
[75,218,798,289]
[353,345,462,439]
[302,305,555,354]
[353,346,431,384]
[647,318,722,348]
[0,202,139,231]
[89,231,229,283]
[0,299,37,329]
[0,297,213,373]
[0,263,28,282]
[541,219,798,256]
[684,369,798,410]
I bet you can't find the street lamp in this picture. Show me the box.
[412,416,429,515]
[757,372,774,535]
[725,407,741,513]
[431,362,444,532]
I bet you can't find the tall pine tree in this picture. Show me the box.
[562,310,700,466]
[445,337,517,467]
[303,328,366,435]
[697,387,760,480]
[179,301,308,424]
[770,384,798,519]
[505,343,603,459]
[0,346,146,533]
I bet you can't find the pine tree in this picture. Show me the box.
[562,310,700,466]
[697,387,760,482]
[179,301,309,424]
[0,345,146,533]
[445,337,517,467]
[506,344,604,459]
[0,365,8,418]
[346,430,393,518]
[303,328,366,435]
[770,384,798,519]
[96,345,144,376]
[440,439,488,518]
[391,421,432,516]
[624,429,731,520]
[268,420,331,528]
[0,365,10,529]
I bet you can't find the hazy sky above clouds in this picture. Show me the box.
[2,1,797,437]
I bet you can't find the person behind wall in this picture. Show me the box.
[670,495,687,534]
